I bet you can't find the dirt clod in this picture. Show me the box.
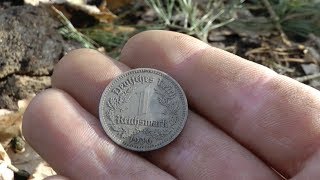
[0,5,81,110]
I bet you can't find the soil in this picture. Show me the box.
[0,5,81,110]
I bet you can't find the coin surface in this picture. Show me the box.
[99,68,188,151]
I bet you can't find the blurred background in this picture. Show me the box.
[0,0,319,179]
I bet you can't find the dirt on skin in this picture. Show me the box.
[0,5,81,110]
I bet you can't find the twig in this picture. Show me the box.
[7,163,19,173]
[283,58,305,63]
[295,73,320,82]
[51,6,98,49]
[261,0,292,46]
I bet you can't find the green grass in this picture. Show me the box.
[79,24,132,59]
[230,0,320,39]
[145,0,242,41]
[53,6,131,59]
[52,6,98,49]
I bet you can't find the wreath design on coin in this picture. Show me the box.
[154,79,181,118]
[106,86,135,138]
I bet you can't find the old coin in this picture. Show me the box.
[99,68,188,151]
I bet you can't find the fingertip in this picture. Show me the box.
[22,89,51,141]
[22,89,67,145]
[56,48,104,64]
[52,48,106,87]
[120,30,210,69]
[51,48,129,115]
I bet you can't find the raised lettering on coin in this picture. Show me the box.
[99,68,188,151]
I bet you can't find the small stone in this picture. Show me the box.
[301,64,319,75]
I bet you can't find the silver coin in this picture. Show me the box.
[99,68,188,151]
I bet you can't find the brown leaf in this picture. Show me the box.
[0,144,14,180]
[53,1,117,24]
[105,0,132,11]
[91,9,117,23]
[0,95,34,148]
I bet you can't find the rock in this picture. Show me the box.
[0,95,16,111]
[0,0,24,10]
[301,63,319,75]
[0,5,82,109]
[0,30,25,79]
[0,75,50,110]
[0,5,64,78]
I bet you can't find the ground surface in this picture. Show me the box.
[0,5,82,110]
[0,3,81,179]
[0,0,320,179]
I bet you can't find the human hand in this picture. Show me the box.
[23,31,320,180]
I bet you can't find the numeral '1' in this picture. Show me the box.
[136,86,151,116]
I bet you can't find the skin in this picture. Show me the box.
[22,30,320,180]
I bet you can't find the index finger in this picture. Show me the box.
[120,30,320,178]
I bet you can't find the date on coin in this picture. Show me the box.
[99,68,188,151]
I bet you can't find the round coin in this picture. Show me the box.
[99,68,188,151]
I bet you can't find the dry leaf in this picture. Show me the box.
[91,12,117,23]
[73,3,117,23]
[0,110,22,148]
[0,144,14,180]
[106,0,132,11]
[24,0,85,6]
[0,95,55,180]
[30,0,117,23]
[0,95,35,148]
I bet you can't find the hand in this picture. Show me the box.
[23,30,320,180]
